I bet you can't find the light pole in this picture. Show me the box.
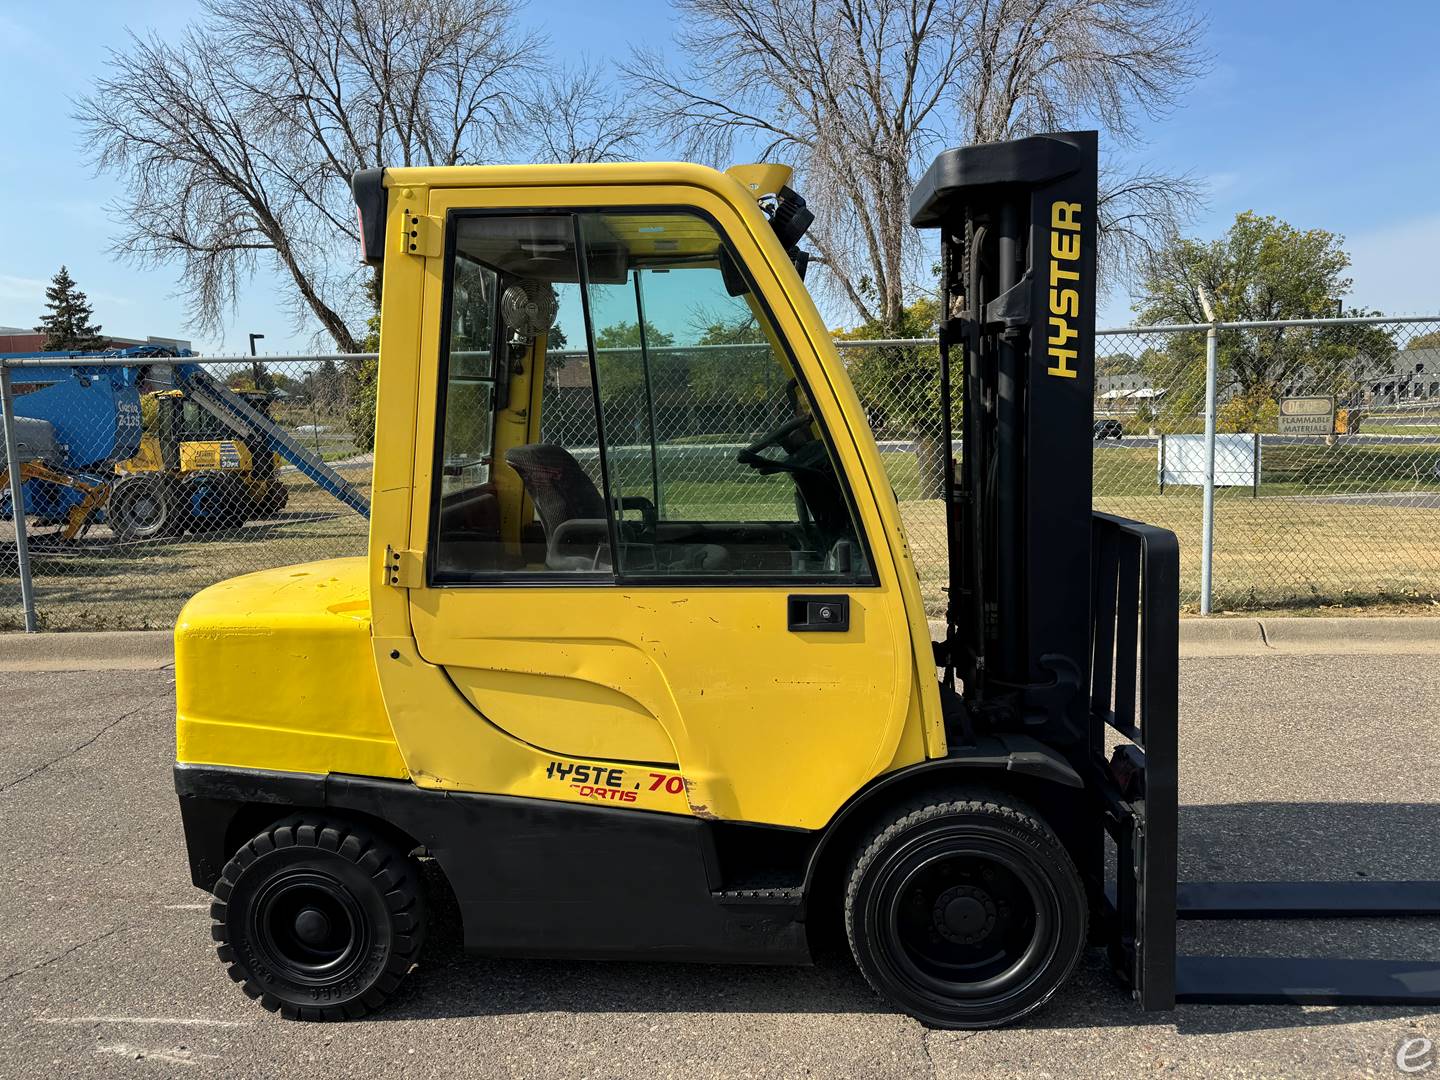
[248,333,266,390]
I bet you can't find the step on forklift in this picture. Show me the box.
[172,132,1440,1026]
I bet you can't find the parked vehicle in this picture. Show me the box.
[171,132,1440,1029]
[1,347,368,540]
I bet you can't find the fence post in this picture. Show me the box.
[0,364,39,632]
[1199,323,1219,615]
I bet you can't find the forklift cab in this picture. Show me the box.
[424,206,865,582]
[360,163,939,828]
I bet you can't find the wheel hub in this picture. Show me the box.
[293,906,333,947]
[933,884,998,945]
[249,870,366,982]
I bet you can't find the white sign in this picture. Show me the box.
[1278,396,1335,435]
[1159,434,1259,487]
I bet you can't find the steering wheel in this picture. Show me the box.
[736,413,814,474]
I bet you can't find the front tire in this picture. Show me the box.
[844,790,1087,1029]
[212,818,425,1020]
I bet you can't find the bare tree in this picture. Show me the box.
[78,0,540,351]
[627,0,1207,329]
[524,59,648,164]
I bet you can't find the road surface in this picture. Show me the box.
[0,650,1436,1078]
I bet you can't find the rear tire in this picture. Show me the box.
[108,476,173,541]
[211,817,425,1021]
[844,789,1087,1029]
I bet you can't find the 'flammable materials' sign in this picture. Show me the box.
[1278,396,1336,435]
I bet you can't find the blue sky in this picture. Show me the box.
[1,0,1437,353]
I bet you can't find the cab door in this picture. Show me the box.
[384,178,922,829]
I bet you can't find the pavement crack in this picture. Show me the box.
[921,1025,937,1079]
[0,697,161,794]
[0,926,130,994]
[1257,619,1276,649]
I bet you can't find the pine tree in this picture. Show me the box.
[34,266,107,352]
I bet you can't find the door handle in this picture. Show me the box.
[787,594,849,632]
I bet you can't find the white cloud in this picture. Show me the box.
[1345,215,1440,317]
[1205,171,1241,195]
[0,272,137,339]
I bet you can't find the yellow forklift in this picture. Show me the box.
[172,132,1440,1025]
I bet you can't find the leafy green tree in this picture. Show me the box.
[691,312,776,408]
[345,313,382,452]
[1136,213,1395,420]
[1405,329,1440,351]
[35,266,107,351]
[1217,388,1279,434]
[593,319,677,395]
[589,320,677,446]
[840,297,950,498]
[1097,350,1142,378]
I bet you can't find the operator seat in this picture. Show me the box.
[506,442,734,574]
[505,444,611,571]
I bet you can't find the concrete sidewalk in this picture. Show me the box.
[0,630,176,671]
[2,616,1437,671]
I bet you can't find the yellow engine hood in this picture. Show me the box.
[175,557,407,779]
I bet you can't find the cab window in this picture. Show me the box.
[429,207,870,585]
[430,213,607,581]
[576,210,870,581]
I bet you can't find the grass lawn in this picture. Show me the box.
[898,489,1440,615]
[1090,442,1440,498]
[0,466,372,631]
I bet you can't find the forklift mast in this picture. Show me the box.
[914,132,1440,1011]
[911,131,1098,749]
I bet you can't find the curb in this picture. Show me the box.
[2,618,1437,671]
[929,615,1438,658]
[1184,616,1440,655]
[1256,616,1440,653]
[0,630,174,672]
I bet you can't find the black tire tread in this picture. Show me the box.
[843,787,1087,1029]
[211,815,424,1022]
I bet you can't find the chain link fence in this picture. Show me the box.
[842,315,1440,613]
[1091,315,1440,612]
[0,352,373,630]
[4,315,1439,630]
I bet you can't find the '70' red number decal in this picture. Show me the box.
[648,773,685,795]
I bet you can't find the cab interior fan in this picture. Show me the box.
[501,280,559,340]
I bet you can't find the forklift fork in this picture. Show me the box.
[1091,511,1440,1008]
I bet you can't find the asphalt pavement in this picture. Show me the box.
[0,651,1437,1078]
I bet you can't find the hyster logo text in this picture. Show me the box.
[1047,200,1083,379]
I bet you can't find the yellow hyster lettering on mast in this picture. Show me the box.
[1047,200,1083,379]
